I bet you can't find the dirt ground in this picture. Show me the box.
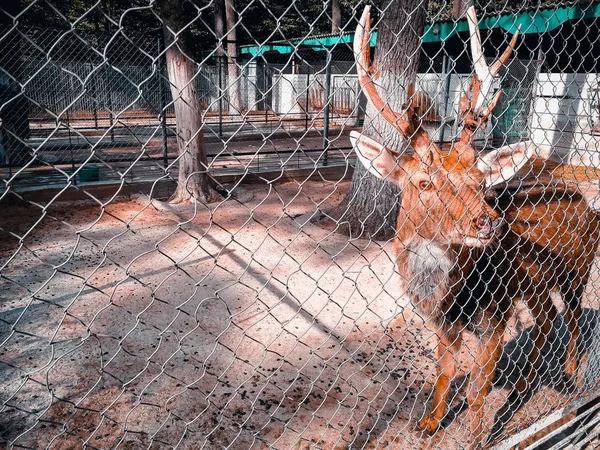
[1,179,600,450]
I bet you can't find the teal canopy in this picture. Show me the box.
[240,4,600,57]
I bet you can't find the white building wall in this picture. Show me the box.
[530,73,600,165]
[268,70,600,167]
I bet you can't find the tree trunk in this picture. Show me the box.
[215,0,227,108]
[331,0,341,34]
[0,0,31,167]
[452,0,470,19]
[328,0,429,240]
[225,0,243,113]
[157,0,220,204]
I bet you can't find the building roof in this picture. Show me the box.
[240,3,600,57]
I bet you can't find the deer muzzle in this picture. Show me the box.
[472,215,503,241]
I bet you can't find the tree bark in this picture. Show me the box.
[157,0,220,204]
[330,0,429,240]
[331,0,341,34]
[452,0,470,19]
[225,0,243,113]
[215,0,227,107]
[0,0,31,167]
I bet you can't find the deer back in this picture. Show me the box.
[496,181,600,288]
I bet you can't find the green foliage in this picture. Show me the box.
[427,0,593,22]
[13,0,595,56]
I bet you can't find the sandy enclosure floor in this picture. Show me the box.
[1,179,600,450]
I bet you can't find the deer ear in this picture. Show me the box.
[350,131,402,182]
[476,142,532,187]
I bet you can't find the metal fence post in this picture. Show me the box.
[305,70,310,131]
[107,68,114,143]
[439,55,452,144]
[218,55,223,138]
[264,63,268,124]
[1,128,13,178]
[66,108,72,146]
[158,37,168,168]
[322,51,332,167]
[90,63,99,130]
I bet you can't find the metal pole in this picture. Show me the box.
[322,51,332,167]
[305,70,310,131]
[439,55,452,144]
[264,63,268,124]
[91,67,99,130]
[107,69,114,143]
[92,15,100,130]
[66,109,72,146]
[3,130,12,178]
[218,55,223,138]
[158,37,168,168]
[69,124,76,186]
[103,0,114,143]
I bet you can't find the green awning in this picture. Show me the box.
[240,3,600,57]
[422,2,600,41]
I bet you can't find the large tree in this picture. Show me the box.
[0,0,32,167]
[225,0,243,113]
[215,0,243,113]
[331,0,342,33]
[215,0,227,108]
[330,0,429,240]
[156,0,220,204]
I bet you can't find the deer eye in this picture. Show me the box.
[418,180,432,191]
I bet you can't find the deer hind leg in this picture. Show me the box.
[561,282,584,377]
[486,295,559,446]
[417,328,463,434]
[465,327,504,448]
[521,293,559,393]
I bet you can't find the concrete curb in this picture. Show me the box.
[1,165,354,205]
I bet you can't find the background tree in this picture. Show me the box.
[332,0,342,33]
[452,0,469,18]
[214,0,227,109]
[0,0,32,166]
[225,0,243,113]
[156,0,220,204]
[328,0,430,240]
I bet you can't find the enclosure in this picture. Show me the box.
[3,1,600,449]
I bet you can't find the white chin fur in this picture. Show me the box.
[462,236,490,248]
[406,241,453,321]
[449,231,492,248]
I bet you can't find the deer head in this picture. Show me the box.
[351,6,526,248]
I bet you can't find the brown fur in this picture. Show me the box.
[515,157,600,206]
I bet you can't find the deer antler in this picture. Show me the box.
[465,6,520,113]
[456,7,519,163]
[354,6,440,162]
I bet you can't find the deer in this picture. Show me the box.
[350,5,600,447]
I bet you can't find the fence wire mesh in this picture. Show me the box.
[2,0,600,449]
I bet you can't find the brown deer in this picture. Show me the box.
[351,5,600,447]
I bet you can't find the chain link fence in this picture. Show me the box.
[3,1,600,449]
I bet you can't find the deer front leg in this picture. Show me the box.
[465,328,504,448]
[487,294,560,446]
[417,328,463,434]
[565,302,582,378]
